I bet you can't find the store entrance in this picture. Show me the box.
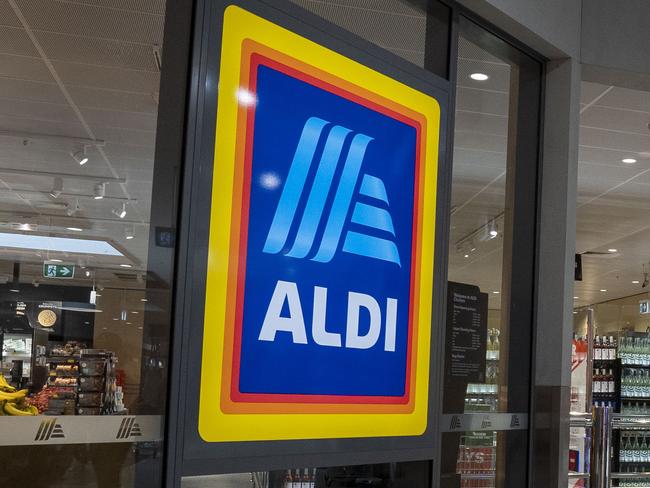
[569,81,650,487]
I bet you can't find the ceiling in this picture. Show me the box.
[293,0,650,311]
[1,0,647,310]
[0,0,165,289]
[574,81,650,308]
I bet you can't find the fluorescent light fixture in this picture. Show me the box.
[140,298,147,302]
[66,227,83,232]
[93,182,106,200]
[9,289,19,293]
[608,248,618,253]
[89,290,97,305]
[0,232,123,256]
[633,280,640,284]
[119,263,132,268]
[125,225,135,240]
[600,289,607,292]
[470,73,489,81]
[622,158,637,164]
[492,291,500,294]
[573,296,579,299]
[49,258,62,263]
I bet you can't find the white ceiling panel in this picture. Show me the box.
[0,25,38,57]
[15,0,164,45]
[597,86,650,114]
[0,77,64,104]
[68,86,157,113]
[36,31,159,71]
[291,0,426,67]
[52,60,160,93]
[456,87,510,117]
[0,53,54,83]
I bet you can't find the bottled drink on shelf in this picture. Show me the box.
[610,336,617,360]
[594,335,602,360]
[608,368,615,394]
[593,368,602,394]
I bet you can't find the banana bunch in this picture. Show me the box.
[0,376,38,416]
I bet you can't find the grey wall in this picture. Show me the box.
[581,0,650,89]
[455,0,581,58]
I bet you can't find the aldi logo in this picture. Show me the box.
[199,6,440,442]
[116,417,142,439]
[35,418,65,441]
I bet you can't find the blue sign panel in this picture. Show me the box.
[238,64,418,398]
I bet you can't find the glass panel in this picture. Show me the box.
[442,19,540,488]
[289,0,429,68]
[571,82,650,485]
[182,462,432,488]
[0,0,173,487]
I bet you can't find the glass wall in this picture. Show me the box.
[570,82,650,485]
[0,1,175,487]
[180,0,449,486]
[441,17,541,488]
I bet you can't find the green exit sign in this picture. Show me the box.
[43,263,75,279]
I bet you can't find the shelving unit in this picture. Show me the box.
[456,329,500,488]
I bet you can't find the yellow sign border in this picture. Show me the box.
[198,5,440,442]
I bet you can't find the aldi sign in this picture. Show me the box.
[199,6,441,442]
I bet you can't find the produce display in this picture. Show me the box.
[0,375,37,416]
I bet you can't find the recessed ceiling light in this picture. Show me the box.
[622,158,637,164]
[573,296,579,299]
[0,233,123,256]
[470,73,489,81]
[140,298,148,302]
[112,318,119,321]
[66,227,83,232]
[608,248,618,253]
[131,311,139,314]
[492,291,500,294]
[138,326,143,330]
[464,254,469,258]
[600,289,607,292]
[633,280,640,284]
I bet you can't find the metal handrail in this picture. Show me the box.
[568,472,590,479]
[611,471,650,479]
[611,414,650,429]
[570,412,593,428]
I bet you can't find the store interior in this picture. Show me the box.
[0,0,163,419]
[569,81,650,486]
